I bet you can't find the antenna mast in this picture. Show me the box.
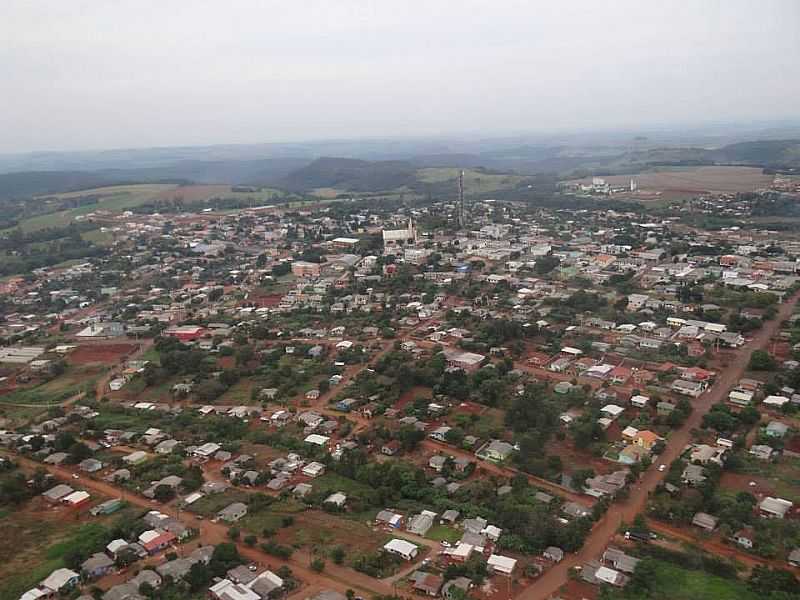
[457,169,465,229]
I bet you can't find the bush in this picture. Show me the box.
[260,541,293,560]
[311,558,325,572]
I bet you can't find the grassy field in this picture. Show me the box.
[607,559,758,600]
[238,498,306,535]
[0,506,131,600]
[280,510,389,556]
[426,524,461,543]
[312,472,376,497]
[189,490,250,517]
[0,366,102,406]
[416,167,527,194]
[7,184,178,233]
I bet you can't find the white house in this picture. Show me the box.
[383,538,418,561]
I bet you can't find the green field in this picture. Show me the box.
[0,367,101,406]
[607,559,758,600]
[238,498,305,535]
[426,524,461,543]
[416,167,527,194]
[189,490,250,517]
[7,184,178,233]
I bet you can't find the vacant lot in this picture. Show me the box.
[69,343,139,365]
[0,503,129,600]
[277,509,389,556]
[189,490,250,517]
[568,166,773,195]
[604,559,758,600]
[0,366,102,407]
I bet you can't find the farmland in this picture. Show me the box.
[566,166,774,197]
[416,167,529,194]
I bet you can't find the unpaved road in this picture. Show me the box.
[517,291,799,600]
[4,454,395,598]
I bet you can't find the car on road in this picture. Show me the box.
[72,474,80,479]
[658,464,666,472]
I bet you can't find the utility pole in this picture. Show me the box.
[457,170,465,229]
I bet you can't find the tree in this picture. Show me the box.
[311,558,325,572]
[749,350,777,371]
[534,255,560,275]
[331,546,346,565]
[153,484,176,503]
[748,566,798,595]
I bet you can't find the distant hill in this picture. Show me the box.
[281,157,417,192]
[0,170,120,199]
[713,139,800,166]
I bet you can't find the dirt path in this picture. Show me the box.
[421,439,593,507]
[4,454,395,598]
[646,519,795,572]
[517,291,800,600]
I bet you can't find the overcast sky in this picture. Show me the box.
[1,0,799,153]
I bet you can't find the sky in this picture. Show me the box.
[1,0,799,153]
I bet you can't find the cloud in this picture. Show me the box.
[1,0,798,151]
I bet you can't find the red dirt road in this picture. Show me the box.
[517,291,800,600]
[5,454,394,598]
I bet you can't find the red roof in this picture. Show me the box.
[142,531,176,552]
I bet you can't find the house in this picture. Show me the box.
[440,509,460,524]
[690,444,726,466]
[672,379,705,397]
[763,395,790,410]
[412,572,444,597]
[139,529,177,554]
[759,497,793,519]
[750,444,775,460]
[657,401,675,416]
[442,577,471,600]
[728,389,754,407]
[62,490,91,508]
[407,510,437,536]
[563,502,591,519]
[218,502,248,523]
[487,554,517,576]
[383,538,418,560]
[630,394,649,408]
[41,568,80,594]
[602,547,640,574]
[209,579,260,600]
[302,462,326,478]
[324,492,347,508]
[122,450,148,465]
[634,430,660,451]
[691,512,718,531]
[765,421,790,438]
[600,404,625,420]
[682,464,707,486]
[376,509,404,529]
[42,483,73,503]
[81,553,115,579]
[475,439,514,462]
[428,454,448,472]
